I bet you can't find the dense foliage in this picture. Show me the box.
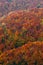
[0,41,43,65]
[0,8,43,65]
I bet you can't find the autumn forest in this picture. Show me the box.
[0,0,43,65]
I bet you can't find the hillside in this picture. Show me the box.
[0,0,43,17]
[0,8,43,51]
[0,41,43,65]
[0,8,43,65]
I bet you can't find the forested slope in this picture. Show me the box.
[0,8,43,65]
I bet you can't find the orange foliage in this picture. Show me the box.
[0,41,43,65]
[0,8,43,65]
